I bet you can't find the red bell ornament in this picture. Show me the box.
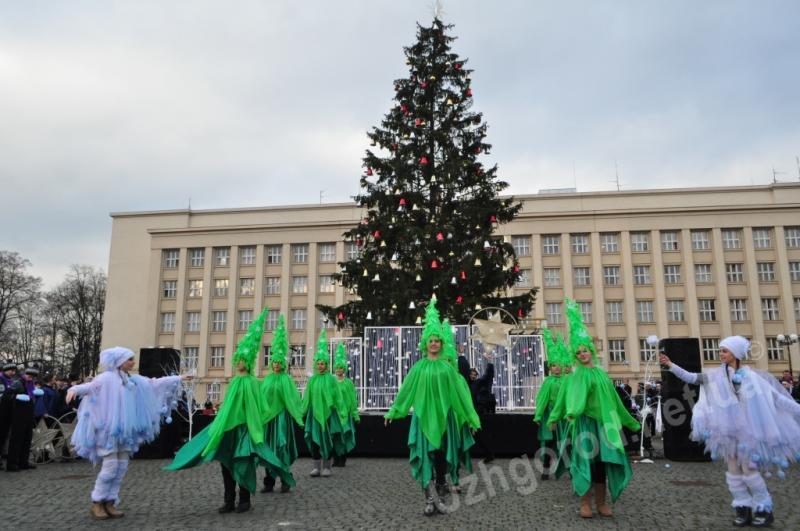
[420,156,428,165]
[431,259,439,269]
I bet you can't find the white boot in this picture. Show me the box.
[321,459,332,477]
[310,459,321,477]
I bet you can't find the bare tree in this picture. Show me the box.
[49,265,107,378]
[0,251,43,350]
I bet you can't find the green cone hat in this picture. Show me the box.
[440,318,457,365]
[418,298,443,353]
[232,307,268,374]
[270,314,288,370]
[333,342,348,371]
[313,328,330,365]
[565,298,597,363]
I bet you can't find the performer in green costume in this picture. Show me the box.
[302,329,347,478]
[533,326,570,480]
[384,299,481,517]
[547,299,640,519]
[259,314,304,493]
[332,343,359,467]
[164,308,294,514]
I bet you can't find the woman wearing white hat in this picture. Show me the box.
[660,336,800,527]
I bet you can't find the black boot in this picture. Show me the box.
[218,501,235,514]
[752,509,774,527]
[280,481,291,493]
[423,483,436,517]
[235,488,252,513]
[732,506,751,527]
[261,474,275,493]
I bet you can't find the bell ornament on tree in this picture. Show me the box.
[409,301,416,309]
[474,257,482,267]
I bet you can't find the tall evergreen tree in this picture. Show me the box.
[319,18,536,333]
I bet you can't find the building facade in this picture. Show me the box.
[103,184,800,399]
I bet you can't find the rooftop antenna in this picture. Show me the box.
[611,160,621,191]
[319,190,325,204]
[796,156,800,181]
[772,166,786,184]
[188,197,192,211]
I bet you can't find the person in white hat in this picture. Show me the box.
[660,336,800,528]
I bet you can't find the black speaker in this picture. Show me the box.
[659,338,709,461]
[139,347,181,378]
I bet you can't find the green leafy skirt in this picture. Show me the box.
[304,410,347,460]
[408,410,475,489]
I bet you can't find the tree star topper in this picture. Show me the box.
[473,312,514,349]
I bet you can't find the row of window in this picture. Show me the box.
[160,308,336,333]
[544,297,800,325]
[602,336,787,364]
[163,275,338,299]
[536,261,800,288]
[514,227,800,257]
[179,345,306,374]
[162,243,345,269]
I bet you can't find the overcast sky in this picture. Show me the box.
[2,0,799,288]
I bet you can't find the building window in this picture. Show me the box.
[761,298,780,321]
[345,242,360,261]
[722,228,742,250]
[263,345,272,367]
[239,246,256,265]
[633,265,651,285]
[691,230,710,250]
[752,228,772,249]
[266,311,279,331]
[210,346,225,368]
[767,337,784,361]
[185,312,201,332]
[702,338,720,361]
[545,302,563,325]
[757,262,775,282]
[606,301,624,323]
[214,247,230,266]
[512,236,531,256]
[699,299,716,321]
[290,345,306,367]
[608,339,626,363]
[639,338,657,362]
[571,234,589,254]
[636,300,654,323]
[789,261,800,282]
[600,232,619,253]
[160,312,175,333]
[795,297,800,321]
[630,232,650,252]
[515,269,532,288]
[579,302,592,323]
[188,279,203,298]
[266,245,282,264]
[265,277,280,295]
[726,263,744,283]
[603,266,620,286]
[730,299,748,321]
[667,299,685,322]
[694,264,712,284]
[661,231,679,251]
[292,244,309,263]
[207,382,221,402]
[291,309,307,330]
[211,311,227,332]
[543,268,561,287]
[182,346,199,372]
[163,249,179,268]
[292,276,308,294]
[240,278,255,296]
[238,310,253,331]
[162,280,177,298]
[189,248,205,267]
[318,310,334,329]
[785,227,800,248]
[664,264,681,284]
[319,243,336,263]
[573,267,591,287]
[542,235,560,255]
[319,275,336,293]
[214,279,229,297]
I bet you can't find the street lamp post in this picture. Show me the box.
[777,333,799,376]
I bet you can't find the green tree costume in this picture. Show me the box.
[546,300,640,502]
[385,299,481,488]
[334,343,359,455]
[164,309,294,494]
[260,315,304,482]
[302,330,348,460]
[534,327,570,445]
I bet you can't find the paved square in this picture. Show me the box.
[4,456,799,530]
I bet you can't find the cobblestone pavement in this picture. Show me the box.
[3,455,800,530]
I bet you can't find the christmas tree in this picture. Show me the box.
[318,18,536,334]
